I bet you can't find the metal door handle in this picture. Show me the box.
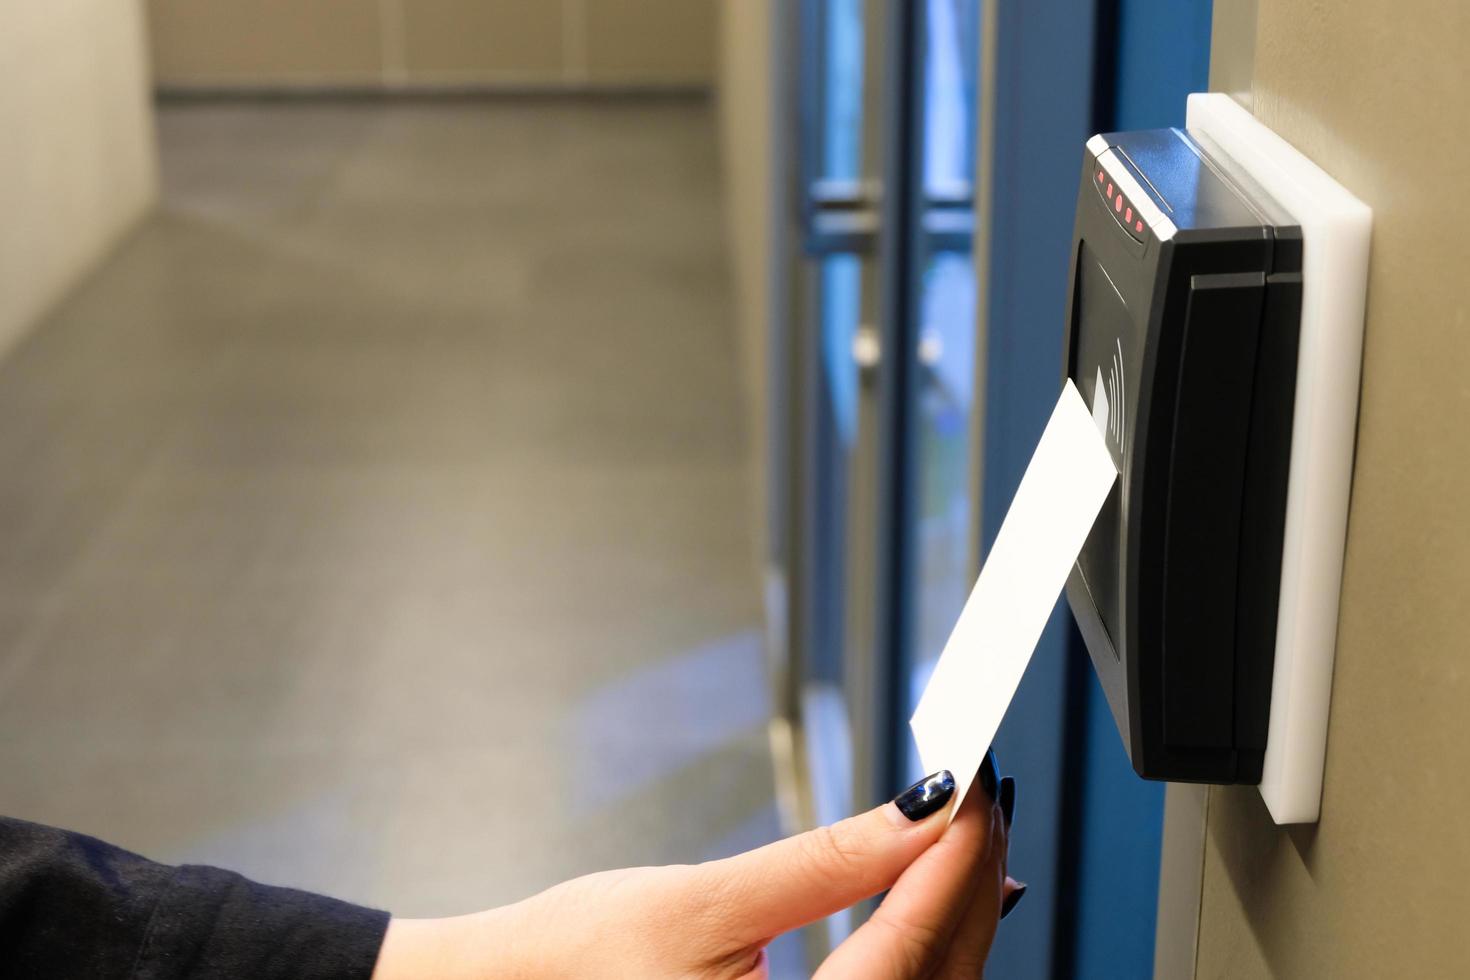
[805,179,883,256]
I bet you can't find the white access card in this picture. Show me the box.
[910,379,1117,818]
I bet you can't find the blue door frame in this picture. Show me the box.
[976,2,1101,974]
[975,1,1212,977]
[770,1,1213,973]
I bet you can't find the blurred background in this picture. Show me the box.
[3,2,1464,978]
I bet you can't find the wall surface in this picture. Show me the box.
[1194,1,1470,976]
[0,0,158,358]
[716,0,778,577]
[148,0,717,90]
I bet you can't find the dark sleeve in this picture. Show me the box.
[0,816,390,980]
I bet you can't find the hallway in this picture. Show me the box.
[0,100,781,918]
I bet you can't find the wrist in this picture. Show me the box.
[371,914,483,980]
[373,918,452,980]
[373,906,543,980]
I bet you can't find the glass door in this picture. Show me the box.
[788,0,887,846]
[770,1,1196,973]
[897,0,982,785]
[778,0,983,926]
[778,1,893,950]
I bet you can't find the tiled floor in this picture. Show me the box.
[0,99,789,954]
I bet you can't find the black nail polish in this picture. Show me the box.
[893,770,956,821]
[999,776,1016,829]
[978,748,999,803]
[1001,883,1028,920]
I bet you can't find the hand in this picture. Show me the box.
[372,762,1024,979]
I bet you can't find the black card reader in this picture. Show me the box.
[1062,128,1303,785]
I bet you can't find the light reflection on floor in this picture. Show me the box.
[569,629,772,812]
[568,630,807,976]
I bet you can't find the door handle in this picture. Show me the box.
[804,179,882,255]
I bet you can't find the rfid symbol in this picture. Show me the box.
[1091,339,1126,453]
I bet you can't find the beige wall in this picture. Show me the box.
[1194,1,1470,976]
[0,1,158,358]
[717,0,778,578]
[148,0,718,90]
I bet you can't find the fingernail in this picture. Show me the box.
[893,770,956,821]
[1001,883,1028,919]
[979,748,999,803]
[999,776,1016,829]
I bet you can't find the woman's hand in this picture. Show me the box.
[372,764,1022,979]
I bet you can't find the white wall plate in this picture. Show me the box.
[1186,93,1372,824]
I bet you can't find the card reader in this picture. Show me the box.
[1062,96,1371,824]
[1063,123,1302,785]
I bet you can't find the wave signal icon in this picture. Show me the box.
[1090,339,1126,454]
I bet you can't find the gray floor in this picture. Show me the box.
[0,100,788,935]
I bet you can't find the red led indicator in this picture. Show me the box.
[1106,182,1114,198]
[1125,207,1133,222]
[1115,195,1124,213]
[1097,169,1105,183]
[1135,219,1144,233]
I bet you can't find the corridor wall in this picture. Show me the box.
[1191,1,1470,975]
[0,0,158,356]
[148,0,718,91]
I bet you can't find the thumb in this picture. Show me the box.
[692,770,957,944]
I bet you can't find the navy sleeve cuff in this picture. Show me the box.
[130,864,390,980]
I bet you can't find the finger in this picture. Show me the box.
[934,800,1009,978]
[814,780,998,979]
[693,770,958,943]
[997,776,1015,833]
